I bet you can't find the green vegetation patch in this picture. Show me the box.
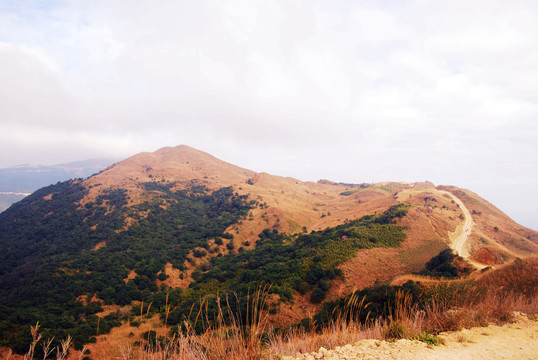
[339,189,360,196]
[0,180,253,352]
[418,249,464,278]
[164,204,410,331]
[311,280,421,328]
[0,180,409,351]
[339,184,370,196]
[375,186,392,193]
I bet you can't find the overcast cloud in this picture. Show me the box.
[1,0,537,229]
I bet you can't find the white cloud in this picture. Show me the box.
[0,42,79,128]
[1,0,538,229]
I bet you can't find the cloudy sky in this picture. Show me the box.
[1,0,537,229]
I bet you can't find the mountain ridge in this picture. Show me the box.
[0,145,536,355]
[32,145,538,273]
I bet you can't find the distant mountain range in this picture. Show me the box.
[0,145,536,355]
[0,159,116,212]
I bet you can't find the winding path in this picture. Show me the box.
[438,190,473,258]
[436,190,489,270]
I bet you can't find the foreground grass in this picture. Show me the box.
[11,258,538,360]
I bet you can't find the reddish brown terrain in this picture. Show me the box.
[79,146,537,295]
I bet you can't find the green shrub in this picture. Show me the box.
[310,287,327,303]
[340,189,360,196]
[384,320,406,340]
[419,249,460,278]
[412,332,442,345]
[193,249,207,258]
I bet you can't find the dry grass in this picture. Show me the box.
[266,289,537,359]
[14,292,537,360]
[418,258,538,335]
[131,286,536,359]
[266,319,385,358]
[5,322,83,360]
[477,257,538,298]
[120,284,272,360]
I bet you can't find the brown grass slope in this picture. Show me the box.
[437,185,538,264]
[72,145,538,287]
[36,145,536,308]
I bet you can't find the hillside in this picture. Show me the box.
[0,145,536,356]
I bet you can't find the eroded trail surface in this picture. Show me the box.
[283,314,538,360]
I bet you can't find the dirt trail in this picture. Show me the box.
[283,313,538,360]
[436,190,489,270]
[398,188,480,267]
[438,190,473,258]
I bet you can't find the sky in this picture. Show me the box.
[0,0,537,230]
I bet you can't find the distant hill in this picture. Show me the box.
[0,145,536,354]
[0,159,116,212]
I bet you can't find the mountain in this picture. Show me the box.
[0,158,116,213]
[0,145,536,355]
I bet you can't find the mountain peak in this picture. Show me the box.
[150,144,212,159]
[84,145,255,194]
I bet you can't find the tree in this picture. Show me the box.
[310,287,327,303]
